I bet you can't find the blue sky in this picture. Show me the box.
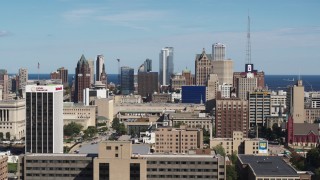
[1,0,320,74]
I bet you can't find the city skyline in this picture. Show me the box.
[1,0,320,74]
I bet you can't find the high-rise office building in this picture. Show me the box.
[159,47,174,85]
[25,84,63,153]
[138,59,152,73]
[211,43,234,85]
[287,80,305,123]
[18,68,28,90]
[138,72,158,101]
[0,69,9,100]
[212,43,226,61]
[195,48,213,86]
[215,97,248,138]
[248,90,271,128]
[206,74,219,101]
[88,59,94,85]
[57,67,68,85]
[74,55,91,103]
[121,66,134,95]
[96,55,104,81]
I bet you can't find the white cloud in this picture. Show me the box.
[0,30,10,37]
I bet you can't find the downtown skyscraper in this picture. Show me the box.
[25,84,64,153]
[121,66,134,95]
[74,55,91,103]
[96,55,107,84]
[159,47,174,86]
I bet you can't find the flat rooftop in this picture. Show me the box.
[238,155,298,177]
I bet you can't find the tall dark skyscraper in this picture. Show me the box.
[138,72,158,101]
[25,84,64,153]
[74,55,91,103]
[121,66,134,95]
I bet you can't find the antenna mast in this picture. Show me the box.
[246,15,251,64]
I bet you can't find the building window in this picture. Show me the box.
[106,146,111,150]
[115,154,118,157]
[99,163,109,180]
[130,163,140,180]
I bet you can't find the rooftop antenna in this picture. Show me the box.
[246,13,251,64]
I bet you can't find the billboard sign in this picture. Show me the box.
[258,141,268,154]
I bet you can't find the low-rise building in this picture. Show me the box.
[63,102,96,129]
[305,108,320,123]
[18,141,226,180]
[155,126,203,154]
[114,95,142,104]
[0,99,25,140]
[93,98,114,127]
[168,112,212,130]
[237,155,312,180]
[152,93,171,103]
[210,131,268,155]
[18,153,95,180]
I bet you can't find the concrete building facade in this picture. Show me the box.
[18,68,28,90]
[63,102,96,129]
[0,99,25,140]
[248,91,271,128]
[155,126,203,154]
[287,80,305,123]
[25,84,63,153]
[138,72,158,101]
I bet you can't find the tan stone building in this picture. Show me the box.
[168,112,212,130]
[0,99,25,140]
[210,131,267,155]
[0,156,7,180]
[212,59,234,85]
[152,93,170,103]
[94,141,147,180]
[287,80,305,123]
[93,98,114,127]
[305,108,320,123]
[170,73,186,91]
[18,141,226,180]
[63,102,96,129]
[114,94,142,104]
[155,126,203,154]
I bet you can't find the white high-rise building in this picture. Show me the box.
[212,43,226,61]
[25,84,63,153]
[96,55,104,81]
[159,47,174,85]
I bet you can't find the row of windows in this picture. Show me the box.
[147,175,220,179]
[25,160,90,163]
[147,161,216,165]
[26,167,92,171]
[26,173,91,177]
[147,168,217,172]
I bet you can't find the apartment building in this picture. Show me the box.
[155,126,203,154]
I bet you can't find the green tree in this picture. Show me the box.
[0,132,3,140]
[83,126,97,139]
[229,151,238,165]
[313,168,320,180]
[213,144,226,156]
[64,122,83,137]
[306,147,320,169]
[118,124,127,135]
[226,165,237,180]
[5,132,10,140]
[112,118,120,131]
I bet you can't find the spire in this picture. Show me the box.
[246,15,251,64]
